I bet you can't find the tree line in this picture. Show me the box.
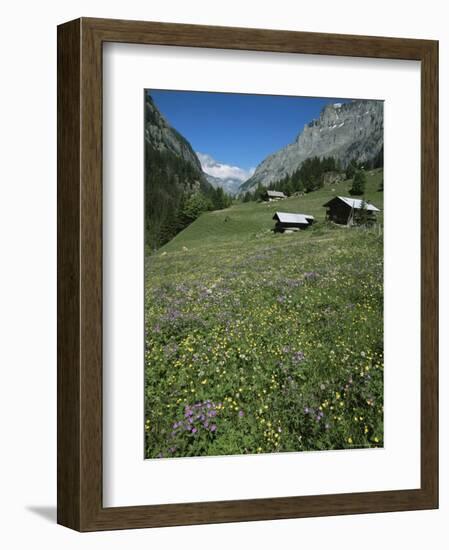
[145,143,232,251]
[241,156,341,201]
[241,150,383,202]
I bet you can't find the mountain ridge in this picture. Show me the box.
[240,99,383,191]
[145,95,204,175]
[196,152,253,196]
[204,173,243,196]
[145,94,213,249]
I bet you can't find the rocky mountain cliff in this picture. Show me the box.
[145,94,211,249]
[204,174,243,196]
[240,100,383,191]
[196,152,252,196]
[145,94,205,179]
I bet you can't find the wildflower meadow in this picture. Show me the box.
[144,171,384,458]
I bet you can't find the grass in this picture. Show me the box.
[144,169,384,458]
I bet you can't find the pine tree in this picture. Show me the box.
[350,169,366,195]
[346,159,358,180]
[356,199,370,226]
[254,183,265,201]
[284,181,294,197]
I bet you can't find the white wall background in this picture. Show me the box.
[0,0,446,547]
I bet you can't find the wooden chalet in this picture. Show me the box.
[323,196,380,225]
[264,189,286,201]
[272,211,315,232]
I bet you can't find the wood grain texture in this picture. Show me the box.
[57,17,439,532]
[420,40,439,503]
[57,18,81,531]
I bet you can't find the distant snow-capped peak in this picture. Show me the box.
[196,152,254,183]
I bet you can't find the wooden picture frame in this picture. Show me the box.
[57,17,438,531]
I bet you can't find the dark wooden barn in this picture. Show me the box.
[272,211,315,232]
[264,190,286,201]
[323,196,380,225]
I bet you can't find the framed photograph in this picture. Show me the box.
[57,17,438,531]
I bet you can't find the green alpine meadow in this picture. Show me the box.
[144,91,384,459]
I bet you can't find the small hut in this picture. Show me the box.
[323,196,380,225]
[273,212,315,232]
[264,190,286,201]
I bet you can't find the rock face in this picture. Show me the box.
[322,171,345,186]
[145,94,211,249]
[145,94,204,176]
[240,100,383,191]
[204,174,243,196]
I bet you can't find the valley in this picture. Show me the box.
[144,170,384,458]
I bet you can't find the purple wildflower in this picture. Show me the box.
[304,271,319,281]
[292,351,305,364]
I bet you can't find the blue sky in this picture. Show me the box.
[149,89,351,177]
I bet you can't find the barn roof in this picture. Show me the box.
[273,212,314,224]
[266,190,286,198]
[323,196,380,212]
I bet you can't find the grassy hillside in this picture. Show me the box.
[161,169,383,253]
[144,169,384,458]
